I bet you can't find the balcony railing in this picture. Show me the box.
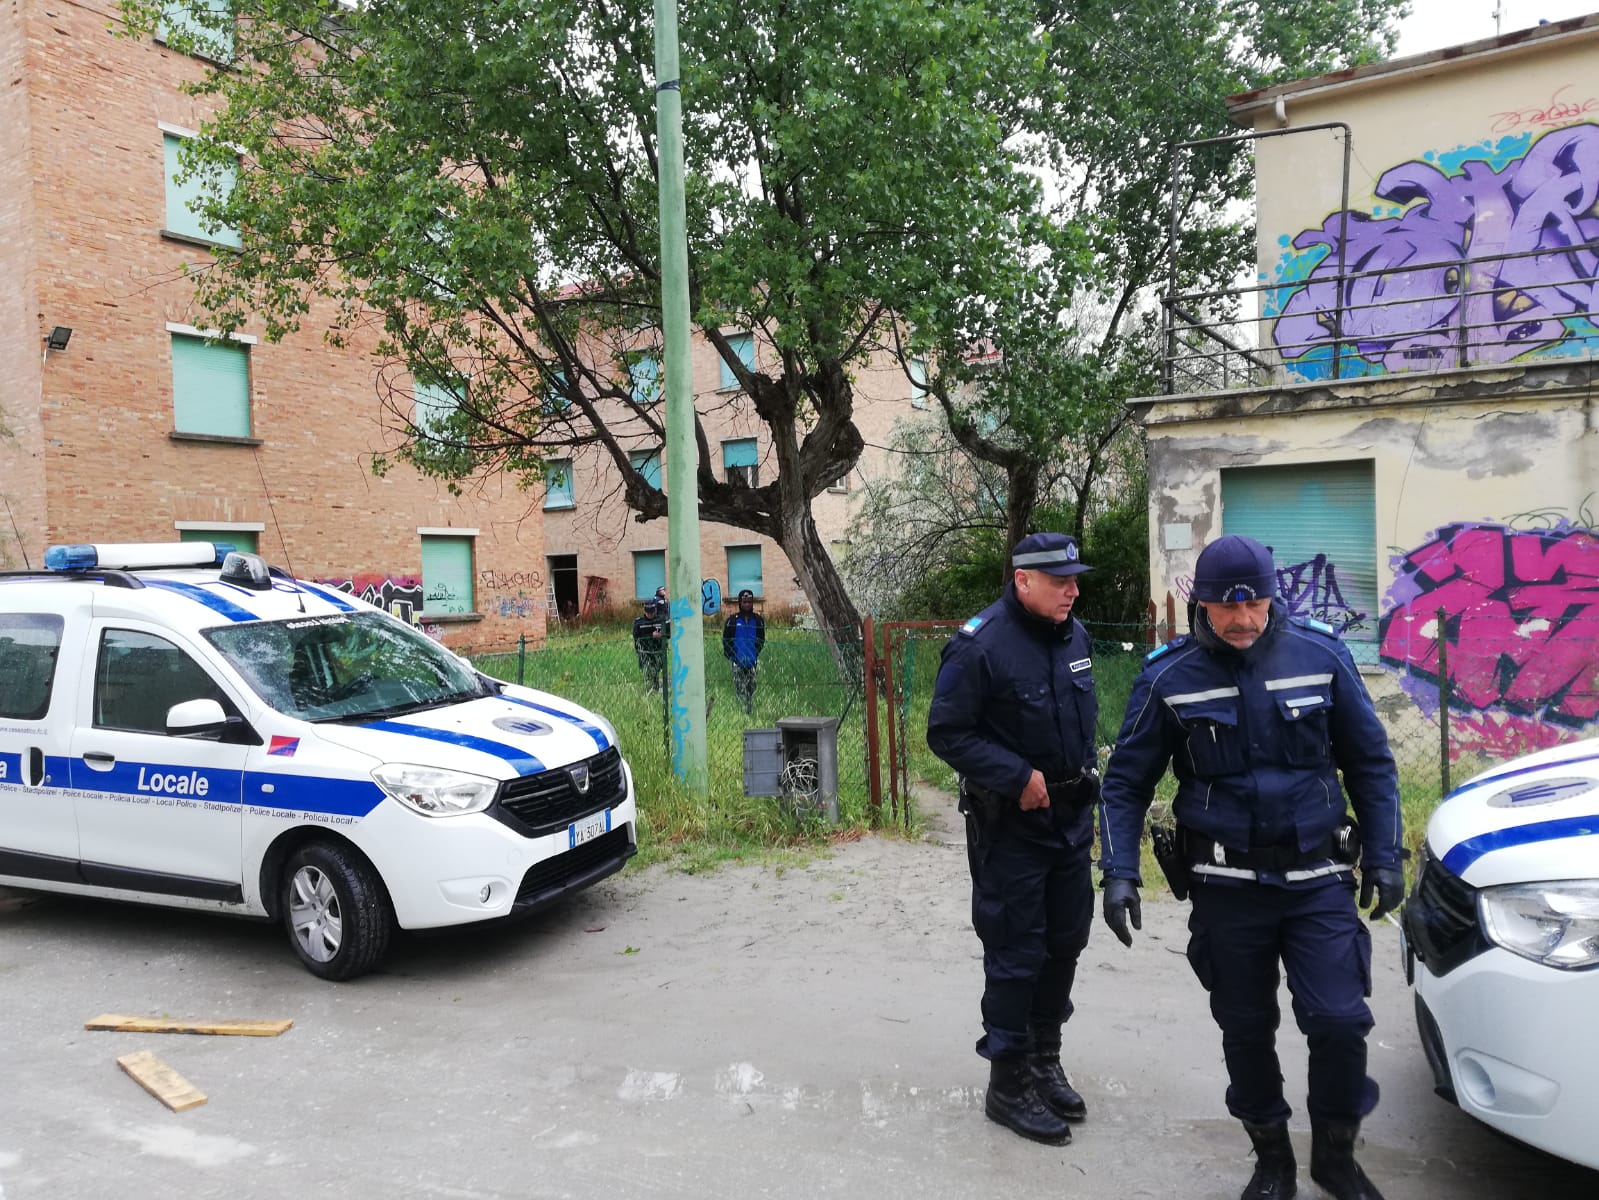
[1161,233,1599,396]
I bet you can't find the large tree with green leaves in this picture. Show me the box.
[919,0,1405,569]
[123,0,1083,653]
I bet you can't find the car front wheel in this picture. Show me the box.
[281,841,394,981]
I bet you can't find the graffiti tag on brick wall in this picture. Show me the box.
[1270,121,1599,379]
[318,574,425,625]
[1379,521,1599,757]
[479,566,544,620]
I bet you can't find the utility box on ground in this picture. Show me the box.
[741,717,840,823]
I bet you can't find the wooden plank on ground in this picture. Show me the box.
[85,1014,293,1037]
[116,1050,207,1112]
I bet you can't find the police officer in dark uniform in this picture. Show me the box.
[926,532,1099,1146]
[1098,535,1405,1200]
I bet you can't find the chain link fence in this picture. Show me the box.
[467,623,873,828]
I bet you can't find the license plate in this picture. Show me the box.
[569,810,610,848]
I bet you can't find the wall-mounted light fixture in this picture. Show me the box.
[44,326,73,351]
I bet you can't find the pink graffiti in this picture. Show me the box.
[1380,523,1599,741]
[317,573,426,626]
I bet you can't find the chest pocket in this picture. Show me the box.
[1275,693,1332,766]
[1173,699,1245,778]
[1070,672,1097,744]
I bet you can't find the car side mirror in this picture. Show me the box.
[167,698,230,740]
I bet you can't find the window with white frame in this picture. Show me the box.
[169,327,252,439]
[723,438,758,488]
[414,377,462,440]
[827,471,849,494]
[155,1,235,63]
[544,459,575,509]
[162,129,240,247]
[719,332,756,390]
[910,357,929,408]
[421,533,474,616]
[177,526,259,555]
[629,355,661,405]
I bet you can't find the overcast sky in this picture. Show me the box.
[1395,0,1597,55]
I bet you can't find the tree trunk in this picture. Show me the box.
[777,497,864,685]
[1000,459,1041,590]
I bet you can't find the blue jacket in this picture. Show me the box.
[1098,601,1402,882]
[926,584,1098,843]
[722,611,765,669]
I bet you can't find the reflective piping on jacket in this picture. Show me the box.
[1440,816,1599,876]
[502,694,610,752]
[1164,686,1240,706]
[1265,674,1334,691]
[142,580,260,623]
[362,720,544,775]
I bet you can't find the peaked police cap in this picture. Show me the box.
[1011,532,1092,577]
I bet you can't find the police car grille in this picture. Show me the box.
[515,826,633,907]
[1407,853,1489,976]
[495,746,624,836]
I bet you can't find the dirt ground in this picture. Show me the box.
[1,785,1595,1199]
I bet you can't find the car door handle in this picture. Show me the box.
[27,747,46,787]
[81,751,117,771]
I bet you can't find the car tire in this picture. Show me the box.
[280,841,393,981]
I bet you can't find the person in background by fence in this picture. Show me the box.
[926,531,1099,1147]
[722,589,766,714]
[632,595,669,694]
[1098,534,1405,1200]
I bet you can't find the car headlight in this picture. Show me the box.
[371,763,498,817]
[1479,879,1599,970]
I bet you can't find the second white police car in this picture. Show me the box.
[0,542,637,979]
[1402,737,1599,1170]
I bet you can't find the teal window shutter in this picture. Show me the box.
[629,356,661,405]
[720,333,755,389]
[1220,461,1379,662]
[910,357,929,408]
[544,459,574,509]
[726,545,763,597]
[421,535,473,615]
[163,134,239,247]
[630,448,662,490]
[633,550,666,599]
[722,438,758,487]
[178,528,258,554]
[156,2,235,61]
[414,379,460,439]
[171,334,250,437]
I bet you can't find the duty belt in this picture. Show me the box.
[1185,830,1353,883]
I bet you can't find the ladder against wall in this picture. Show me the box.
[582,575,609,618]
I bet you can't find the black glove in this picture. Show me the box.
[1359,866,1406,922]
[1102,878,1141,948]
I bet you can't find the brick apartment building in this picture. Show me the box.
[0,1,935,642]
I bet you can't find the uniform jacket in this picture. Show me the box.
[1098,600,1402,882]
[926,584,1098,842]
[632,613,668,665]
[722,611,766,669]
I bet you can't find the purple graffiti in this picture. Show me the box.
[1274,122,1599,372]
[1278,553,1367,634]
[1379,521,1599,756]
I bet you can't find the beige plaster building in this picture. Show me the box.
[1139,14,1599,763]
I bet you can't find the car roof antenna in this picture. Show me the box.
[254,446,305,613]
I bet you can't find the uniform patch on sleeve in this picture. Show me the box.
[1295,616,1338,637]
[959,616,984,637]
[1069,657,1092,673]
[1145,635,1188,662]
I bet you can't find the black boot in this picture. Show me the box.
[1240,1121,1297,1200]
[1027,1052,1088,1121]
[985,1057,1071,1145]
[1310,1121,1385,1200]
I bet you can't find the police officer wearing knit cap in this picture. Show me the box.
[1098,535,1405,1200]
[927,531,1100,1146]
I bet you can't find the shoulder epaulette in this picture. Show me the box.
[1293,615,1339,638]
[957,614,986,638]
[1144,634,1189,662]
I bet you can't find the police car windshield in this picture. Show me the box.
[205,612,486,723]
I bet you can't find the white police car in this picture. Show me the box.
[1402,738,1599,1169]
[0,542,636,979]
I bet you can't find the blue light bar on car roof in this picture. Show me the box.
[44,542,236,571]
